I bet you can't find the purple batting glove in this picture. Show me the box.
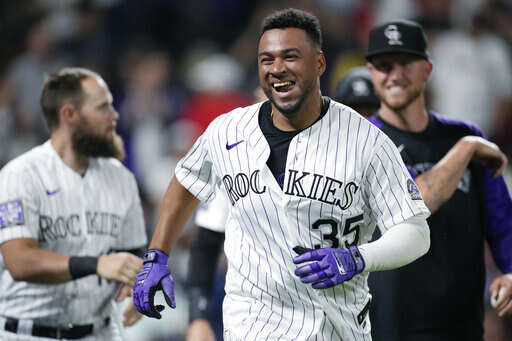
[133,249,176,319]
[293,246,365,289]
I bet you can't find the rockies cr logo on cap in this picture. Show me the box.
[384,25,403,46]
[352,80,370,97]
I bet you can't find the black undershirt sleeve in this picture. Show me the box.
[186,226,225,321]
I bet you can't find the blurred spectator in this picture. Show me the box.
[7,20,72,141]
[429,9,512,152]
[333,66,380,118]
[116,48,187,211]
[0,74,17,167]
[181,52,251,133]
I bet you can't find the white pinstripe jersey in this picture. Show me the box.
[176,100,429,340]
[0,141,147,326]
[194,188,229,233]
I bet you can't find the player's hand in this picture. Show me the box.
[489,273,512,317]
[97,252,143,286]
[293,246,365,289]
[123,300,143,326]
[115,283,132,302]
[464,136,508,178]
[186,319,216,341]
[133,249,176,319]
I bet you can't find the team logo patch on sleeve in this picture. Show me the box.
[0,199,24,229]
[406,179,422,200]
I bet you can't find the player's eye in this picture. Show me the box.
[259,57,273,65]
[373,61,392,73]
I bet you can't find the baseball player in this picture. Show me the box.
[0,67,147,340]
[334,67,380,118]
[185,70,385,341]
[364,20,512,340]
[133,9,432,340]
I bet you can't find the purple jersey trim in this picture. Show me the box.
[367,116,383,129]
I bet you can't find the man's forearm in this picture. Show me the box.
[1,238,71,283]
[149,176,201,253]
[415,138,475,213]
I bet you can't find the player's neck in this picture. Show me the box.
[271,92,323,131]
[50,135,89,176]
[379,96,429,133]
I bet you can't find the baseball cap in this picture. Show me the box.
[334,67,379,108]
[366,20,429,61]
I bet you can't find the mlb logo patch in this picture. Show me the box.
[407,179,422,201]
[0,199,24,229]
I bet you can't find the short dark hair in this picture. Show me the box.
[40,67,98,129]
[261,8,322,50]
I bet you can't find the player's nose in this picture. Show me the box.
[270,58,287,75]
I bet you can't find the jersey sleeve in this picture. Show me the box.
[363,133,430,231]
[0,167,40,244]
[117,173,148,250]
[484,170,512,273]
[194,188,229,233]
[175,121,219,203]
[465,124,512,273]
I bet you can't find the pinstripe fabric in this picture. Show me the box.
[176,100,430,340]
[0,141,147,328]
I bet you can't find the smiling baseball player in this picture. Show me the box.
[0,67,147,340]
[134,9,431,340]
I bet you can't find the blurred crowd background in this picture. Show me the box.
[1,0,511,340]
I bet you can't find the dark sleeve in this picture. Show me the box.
[186,226,225,321]
[124,247,146,258]
[484,170,512,273]
[467,125,512,273]
[109,247,146,258]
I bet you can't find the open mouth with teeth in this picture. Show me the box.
[273,81,295,93]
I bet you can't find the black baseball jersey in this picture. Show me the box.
[368,112,512,340]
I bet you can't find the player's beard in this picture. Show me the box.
[72,120,124,160]
[377,85,423,112]
[262,80,315,118]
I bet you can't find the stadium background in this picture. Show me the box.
[0,1,511,340]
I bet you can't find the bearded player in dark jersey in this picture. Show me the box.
[365,20,512,341]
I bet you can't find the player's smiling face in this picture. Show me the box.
[258,27,325,117]
[368,53,432,111]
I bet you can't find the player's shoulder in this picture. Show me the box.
[204,101,263,133]
[0,141,52,176]
[329,99,385,135]
[430,111,484,137]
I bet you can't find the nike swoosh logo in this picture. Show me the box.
[333,252,347,274]
[226,140,244,150]
[397,144,405,153]
[46,189,60,196]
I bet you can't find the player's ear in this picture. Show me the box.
[59,103,78,126]
[316,51,326,76]
[423,61,433,81]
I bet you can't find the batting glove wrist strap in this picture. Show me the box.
[348,246,365,274]
[293,246,366,289]
[143,249,169,265]
[68,256,98,280]
[133,249,176,319]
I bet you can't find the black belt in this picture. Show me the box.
[4,316,110,340]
